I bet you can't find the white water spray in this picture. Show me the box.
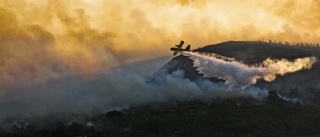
[182,51,317,89]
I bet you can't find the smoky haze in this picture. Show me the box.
[1,0,320,116]
[0,58,257,116]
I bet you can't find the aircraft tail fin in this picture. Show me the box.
[186,45,191,51]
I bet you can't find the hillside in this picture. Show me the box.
[157,41,320,79]
[3,93,320,137]
[154,41,320,104]
[1,41,320,137]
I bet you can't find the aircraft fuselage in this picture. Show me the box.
[170,40,191,55]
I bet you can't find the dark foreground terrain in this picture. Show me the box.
[2,90,320,137]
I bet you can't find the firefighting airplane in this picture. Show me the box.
[170,40,191,55]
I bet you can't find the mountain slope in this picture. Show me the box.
[155,41,320,104]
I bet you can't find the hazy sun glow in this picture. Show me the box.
[0,0,320,92]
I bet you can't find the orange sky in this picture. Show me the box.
[0,0,320,91]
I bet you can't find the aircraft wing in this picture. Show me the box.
[185,45,191,51]
[175,40,184,48]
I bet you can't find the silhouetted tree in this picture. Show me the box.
[267,90,282,105]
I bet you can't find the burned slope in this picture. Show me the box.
[154,41,320,104]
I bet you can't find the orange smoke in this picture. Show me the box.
[0,0,319,92]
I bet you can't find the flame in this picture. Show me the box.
[249,101,260,106]
[236,101,241,107]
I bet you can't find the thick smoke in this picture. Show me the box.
[0,56,272,116]
[1,0,320,92]
[0,50,317,116]
[182,51,317,89]
[1,0,320,116]
[0,66,268,116]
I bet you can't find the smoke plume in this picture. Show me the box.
[0,0,320,116]
[1,67,267,116]
[182,51,317,89]
[1,0,320,93]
